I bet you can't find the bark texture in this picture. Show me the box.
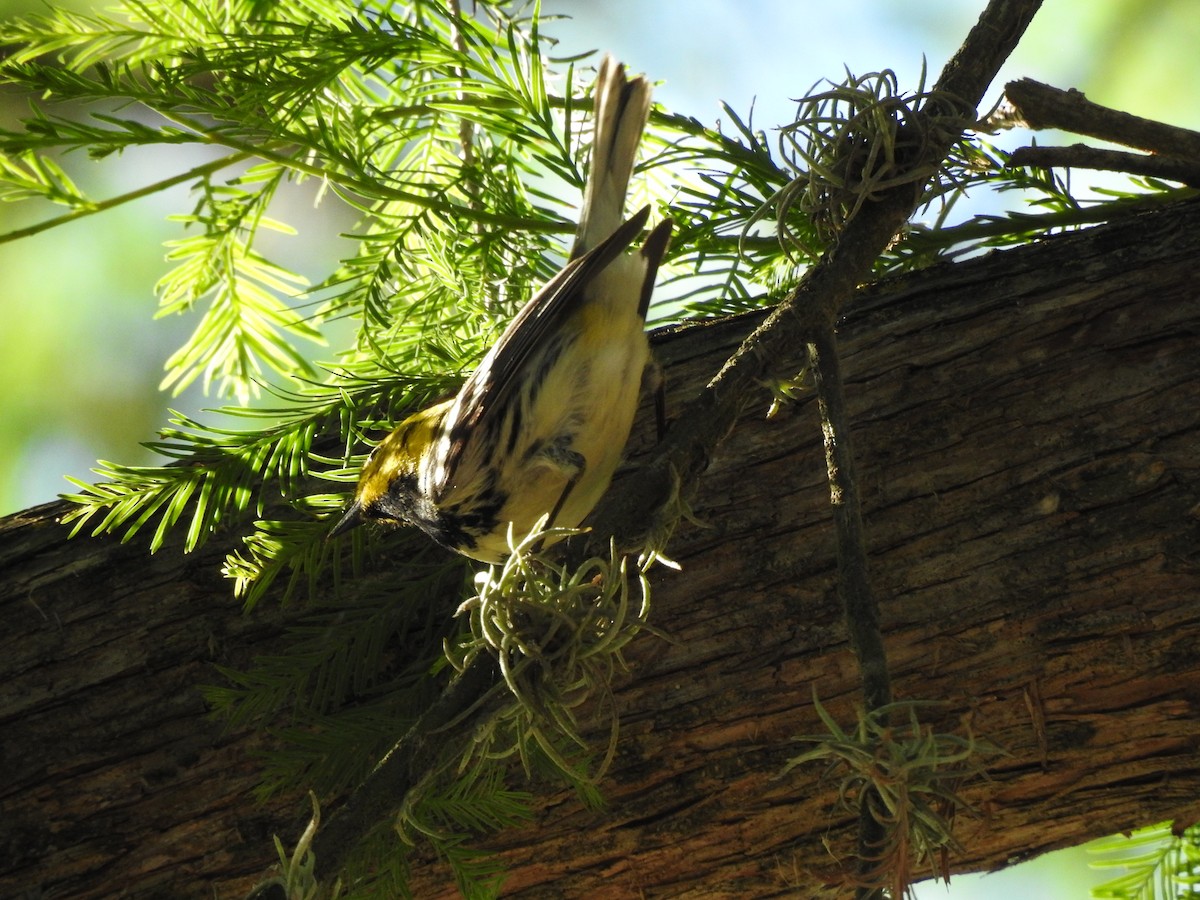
[3,199,1200,898]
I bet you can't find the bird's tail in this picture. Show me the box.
[573,56,651,258]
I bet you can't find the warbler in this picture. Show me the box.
[329,56,672,562]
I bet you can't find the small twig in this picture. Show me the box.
[807,326,891,713]
[807,325,893,897]
[901,188,1191,254]
[1003,78,1200,160]
[446,0,480,202]
[0,151,251,245]
[155,108,573,235]
[1023,679,1049,771]
[1007,143,1200,187]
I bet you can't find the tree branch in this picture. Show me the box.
[593,5,1044,890]
[1003,77,1200,159]
[1007,143,1200,187]
[258,0,1047,888]
[807,324,893,898]
[807,326,889,714]
[597,0,1046,546]
[7,196,1200,897]
[0,152,252,245]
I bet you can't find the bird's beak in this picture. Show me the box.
[327,500,366,540]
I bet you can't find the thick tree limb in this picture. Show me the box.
[450,197,1200,896]
[4,196,1200,897]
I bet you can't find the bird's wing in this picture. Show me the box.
[433,206,651,495]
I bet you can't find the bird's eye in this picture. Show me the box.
[356,498,385,524]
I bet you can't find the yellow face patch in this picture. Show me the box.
[354,400,452,508]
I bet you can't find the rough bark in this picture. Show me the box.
[3,198,1199,898]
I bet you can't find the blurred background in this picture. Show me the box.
[2,0,1196,895]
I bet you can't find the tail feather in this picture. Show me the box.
[636,217,674,320]
[573,55,651,258]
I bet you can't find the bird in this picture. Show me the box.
[329,56,672,563]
